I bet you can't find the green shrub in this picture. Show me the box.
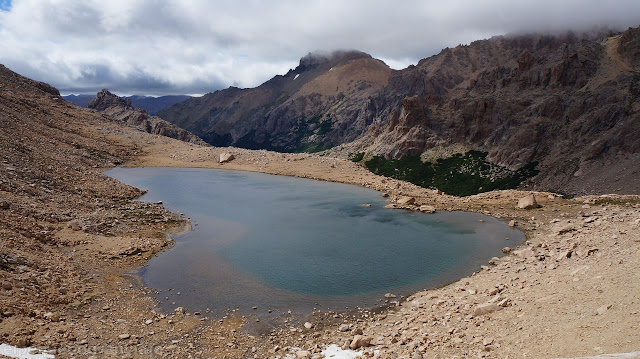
[363,151,539,197]
[348,152,365,162]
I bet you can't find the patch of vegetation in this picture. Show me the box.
[234,130,274,150]
[364,150,539,197]
[548,190,575,199]
[630,72,640,97]
[297,141,327,153]
[203,131,233,147]
[317,118,333,136]
[349,152,365,162]
[592,197,640,206]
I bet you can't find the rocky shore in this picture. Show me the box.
[1,64,639,358]
[129,141,640,359]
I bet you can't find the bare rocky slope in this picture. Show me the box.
[157,50,392,153]
[0,64,186,352]
[86,89,206,145]
[159,27,640,195]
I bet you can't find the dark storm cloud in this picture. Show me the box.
[0,0,638,96]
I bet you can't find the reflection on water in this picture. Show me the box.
[106,167,524,317]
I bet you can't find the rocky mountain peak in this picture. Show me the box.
[296,50,372,72]
[86,89,205,145]
[0,64,60,97]
[618,26,640,69]
[87,89,135,112]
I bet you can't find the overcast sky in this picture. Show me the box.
[1,0,639,96]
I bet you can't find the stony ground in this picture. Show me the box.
[130,142,640,359]
[1,70,639,358]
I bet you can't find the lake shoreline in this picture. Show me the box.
[107,167,524,331]
[123,138,640,358]
[3,124,638,358]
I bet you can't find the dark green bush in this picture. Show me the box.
[363,151,539,197]
[348,152,365,162]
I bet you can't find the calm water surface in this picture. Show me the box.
[106,167,524,317]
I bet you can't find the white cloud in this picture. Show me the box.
[0,0,638,95]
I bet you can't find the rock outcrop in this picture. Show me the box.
[87,89,206,145]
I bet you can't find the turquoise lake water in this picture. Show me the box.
[106,167,524,317]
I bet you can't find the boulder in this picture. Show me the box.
[43,312,60,322]
[219,152,235,163]
[295,350,311,359]
[514,247,536,259]
[517,194,540,209]
[174,307,185,315]
[419,205,436,213]
[397,196,415,205]
[338,324,350,332]
[350,335,372,350]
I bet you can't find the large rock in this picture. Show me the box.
[419,205,436,213]
[517,194,540,209]
[397,196,416,205]
[219,153,235,163]
[349,335,372,350]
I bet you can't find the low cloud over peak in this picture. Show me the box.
[1,0,638,96]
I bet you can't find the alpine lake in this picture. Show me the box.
[106,167,524,324]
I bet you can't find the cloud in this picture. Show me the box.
[0,0,639,96]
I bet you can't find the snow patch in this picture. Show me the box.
[293,74,300,80]
[0,344,55,359]
[321,344,362,358]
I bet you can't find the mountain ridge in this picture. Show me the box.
[64,94,191,115]
[158,27,640,195]
[87,89,206,145]
[157,50,392,152]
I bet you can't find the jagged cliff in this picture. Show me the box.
[349,28,640,194]
[159,27,640,195]
[87,89,206,145]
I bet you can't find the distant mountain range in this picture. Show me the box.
[156,26,640,195]
[64,94,191,115]
[85,89,204,145]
